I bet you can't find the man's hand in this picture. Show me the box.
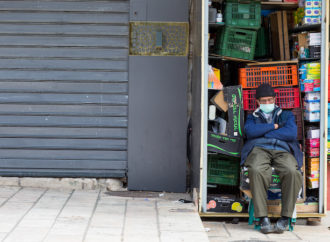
[274,124,279,129]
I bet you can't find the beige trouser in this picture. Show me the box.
[244,146,303,218]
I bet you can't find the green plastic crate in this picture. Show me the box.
[254,27,269,58]
[207,154,240,186]
[216,27,257,60]
[225,1,261,29]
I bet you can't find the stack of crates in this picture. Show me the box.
[216,1,261,60]
[239,64,303,140]
[207,154,240,186]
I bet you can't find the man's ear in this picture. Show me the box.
[256,99,260,106]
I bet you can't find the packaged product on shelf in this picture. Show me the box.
[304,100,320,111]
[306,127,320,139]
[307,157,320,165]
[306,146,320,157]
[299,65,307,79]
[208,65,223,90]
[301,79,320,92]
[307,176,319,189]
[304,91,320,101]
[304,110,320,122]
[306,138,320,148]
[305,0,321,8]
[308,32,321,46]
[307,164,320,178]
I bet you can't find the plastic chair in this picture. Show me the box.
[247,196,297,231]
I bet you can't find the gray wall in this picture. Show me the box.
[0,0,129,177]
[128,0,189,192]
[130,0,189,22]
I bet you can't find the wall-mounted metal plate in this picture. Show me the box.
[130,22,189,56]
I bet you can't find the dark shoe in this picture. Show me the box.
[274,217,289,233]
[260,217,275,234]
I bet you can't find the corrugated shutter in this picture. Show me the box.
[0,0,129,177]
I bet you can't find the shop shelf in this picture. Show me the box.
[243,87,300,111]
[291,108,304,141]
[289,24,321,34]
[207,154,240,186]
[239,65,298,88]
[225,1,261,29]
[216,27,257,60]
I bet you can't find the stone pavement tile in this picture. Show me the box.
[17,219,55,228]
[9,188,46,203]
[203,221,230,237]
[124,220,158,231]
[160,231,209,242]
[86,226,122,236]
[157,200,196,209]
[57,205,95,217]
[159,220,206,232]
[293,225,330,242]
[0,233,7,241]
[0,189,44,233]
[124,229,158,237]
[43,234,83,242]
[3,227,49,242]
[224,223,269,240]
[89,213,124,227]
[85,234,121,242]
[43,191,99,242]
[0,187,20,199]
[267,231,300,240]
[0,222,16,233]
[124,235,160,242]
[67,190,99,204]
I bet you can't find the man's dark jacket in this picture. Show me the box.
[240,106,303,168]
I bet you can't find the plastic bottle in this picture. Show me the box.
[209,105,216,120]
[216,11,223,23]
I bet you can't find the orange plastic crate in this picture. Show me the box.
[243,87,300,111]
[239,65,298,88]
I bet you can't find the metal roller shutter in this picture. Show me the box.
[0,0,129,177]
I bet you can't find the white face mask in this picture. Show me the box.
[260,103,275,114]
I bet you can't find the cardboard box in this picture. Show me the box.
[270,11,290,60]
[304,110,320,122]
[306,147,320,157]
[211,85,244,137]
[207,195,248,213]
[306,138,320,148]
[307,157,320,164]
[301,80,320,92]
[307,176,319,189]
[304,101,320,112]
[298,33,308,49]
[304,92,320,102]
[306,127,320,139]
[207,132,243,157]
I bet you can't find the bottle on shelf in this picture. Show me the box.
[216,10,223,23]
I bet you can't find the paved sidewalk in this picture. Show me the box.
[0,186,209,242]
[203,211,330,242]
